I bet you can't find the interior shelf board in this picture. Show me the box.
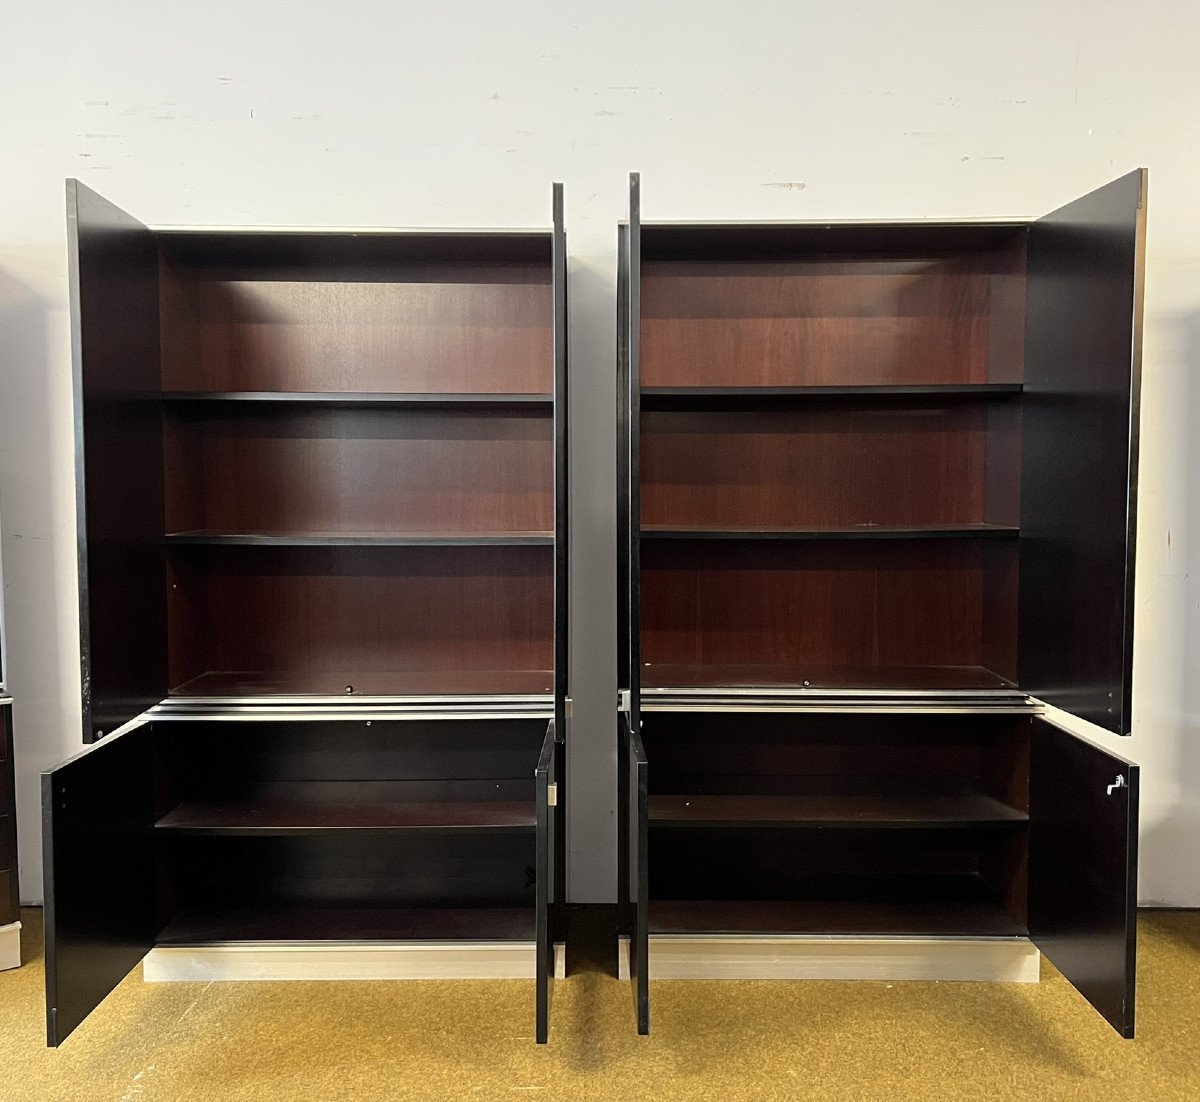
[640,663,1017,692]
[639,524,1018,541]
[162,390,553,408]
[157,798,536,835]
[639,383,1023,408]
[649,793,1027,829]
[648,894,1026,938]
[165,530,554,547]
[156,905,536,945]
[169,668,556,698]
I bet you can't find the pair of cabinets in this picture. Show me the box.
[45,170,1145,1048]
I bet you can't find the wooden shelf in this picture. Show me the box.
[649,793,1027,829]
[163,391,552,408]
[156,905,536,945]
[640,524,1017,542]
[640,663,1017,692]
[648,892,1026,938]
[170,668,555,697]
[640,384,1022,409]
[157,798,535,835]
[166,530,554,547]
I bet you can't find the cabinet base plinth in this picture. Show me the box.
[618,934,1039,983]
[144,941,566,982]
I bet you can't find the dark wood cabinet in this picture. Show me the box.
[617,171,1145,1037]
[44,180,568,1045]
[0,698,19,963]
[0,531,19,965]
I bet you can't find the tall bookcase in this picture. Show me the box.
[618,171,1145,1037]
[43,181,568,1045]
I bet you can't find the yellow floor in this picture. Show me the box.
[0,909,1197,1101]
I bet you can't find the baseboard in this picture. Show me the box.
[144,940,567,983]
[0,921,21,971]
[618,934,1040,983]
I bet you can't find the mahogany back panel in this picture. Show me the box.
[640,249,1026,388]
[640,538,1018,681]
[641,403,1019,529]
[160,262,553,394]
[164,407,552,535]
[167,545,553,691]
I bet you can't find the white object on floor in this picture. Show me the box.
[0,921,20,971]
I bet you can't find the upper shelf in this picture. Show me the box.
[639,383,1022,409]
[166,530,554,547]
[640,524,1018,542]
[170,668,557,698]
[162,391,552,408]
[640,663,1017,693]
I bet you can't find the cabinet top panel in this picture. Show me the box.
[639,221,1027,261]
[154,228,552,269]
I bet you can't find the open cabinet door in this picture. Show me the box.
[551,182,569,945]
[67,180,168,742]
[1019,169,1147,734]
[621,714,649,1034]
[43,723,157,1045]
[1029,718,1139,1037]
[535,721,559,1043]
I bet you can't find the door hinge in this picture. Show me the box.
[617,689,631,713]
[547,783,558,807]
[564,697,573,719]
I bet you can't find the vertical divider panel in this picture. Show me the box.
[551,183,568,937]
[627,174,643,734]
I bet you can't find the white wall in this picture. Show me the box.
[1,0,1198,904]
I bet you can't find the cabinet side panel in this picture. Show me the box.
[67,181,168,739]
[1019,170,1145,733]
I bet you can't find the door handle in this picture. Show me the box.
[1107,774,1127,795]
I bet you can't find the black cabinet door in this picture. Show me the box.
[1019,169,1147,735]
[1029,717,1138,1037]
[66,180,168,742]
[535,720,558,1043]
[621,713,649,1034]
[42,723,157,1045]
[551,183,569,942]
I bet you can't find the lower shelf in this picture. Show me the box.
[649,895,1026,938]
[149,905,557,982]
[157,905,537,945]
[156,798,536,835]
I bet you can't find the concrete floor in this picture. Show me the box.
[0,908,1196,1101]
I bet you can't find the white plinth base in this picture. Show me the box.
[144,940,566,983]
[618,934,1040,983]
[0,921,21,971]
